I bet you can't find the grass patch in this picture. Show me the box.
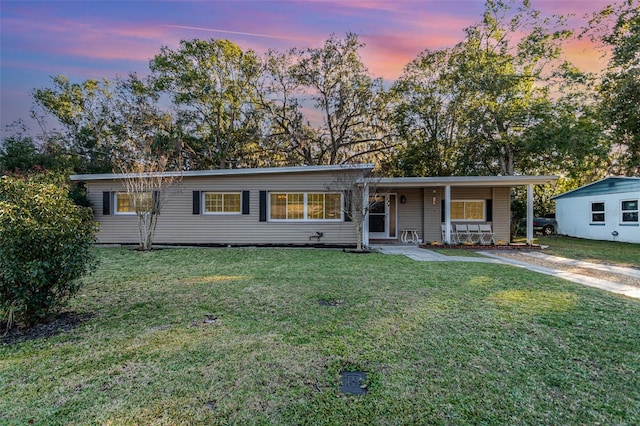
[2,247,639,425]
[539,235,640,268]
[431,248,487,257]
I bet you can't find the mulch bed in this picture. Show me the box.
[420,244,542,250]
[1,311,94,345]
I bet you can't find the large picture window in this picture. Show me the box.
[451,200,485,221]
[621,199,639,223]
[204,192,241,214]
[269,192,342,221]
[591,202,605,223]
[115,192,152,214]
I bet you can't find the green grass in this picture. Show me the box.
[2,248,639,425]
[539,235,640,268]
[430,248,487,257]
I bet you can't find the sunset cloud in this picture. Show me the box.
[0,0,615,132]
[163,25,313,42]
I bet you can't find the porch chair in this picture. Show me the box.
[454,224,470,243]
[466,224,482,244]
[479,224,496,245]
[441,224,454,244]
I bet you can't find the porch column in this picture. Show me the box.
[527,183,534,244]
[444,185,452,244]
[362,182,370,247]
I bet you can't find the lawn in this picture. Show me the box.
[538,235,640,268]
[2,248,639,425]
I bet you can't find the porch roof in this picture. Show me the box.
[370,175,557,188]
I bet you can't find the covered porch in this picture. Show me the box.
[361,175,558,247]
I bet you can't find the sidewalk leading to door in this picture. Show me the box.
[371,245,503,263]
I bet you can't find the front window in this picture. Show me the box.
[308,193,341,220]
[591,202,605,223]
[621,200,639,223]
[451,200,485,221]
[115,192,152,214]
[269,192,342,221]
[204,192,241,214]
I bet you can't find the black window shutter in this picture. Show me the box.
[259,191,267,222]
[192,191,200,215]
[486,199,493,222]
[441,199,445,222]
[344,190,352,222]
[242,191,250,215]
[103,192,111,215]
[153,191,160,213]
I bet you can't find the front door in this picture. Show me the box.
[368,194,397,239]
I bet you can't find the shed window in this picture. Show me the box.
[451,200,485,221]
[269,192,342,221]
[115,192,152,214]
[621,200,638,223]
[591,202,605,223]
[203,192,241,214]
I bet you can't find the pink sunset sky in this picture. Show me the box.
[0,0,612,135]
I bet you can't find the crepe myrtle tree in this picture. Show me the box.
[114,142,181,251]
[111,74,183,251]
[329,165,382,252]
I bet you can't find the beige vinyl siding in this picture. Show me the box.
[86,170,357,245]
[491,187,511,243]
[393,186,507,243]
[418,186,511,243]
[389,189,423,241]
[450,186,510,242]
[423,187,443,242]
[451,187,492,200]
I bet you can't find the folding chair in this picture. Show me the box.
[466,224,482,244]
[454,224,470,243]
[479,224,496,245]
[441,224,454,244]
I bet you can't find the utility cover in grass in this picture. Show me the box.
[340,371,367,395]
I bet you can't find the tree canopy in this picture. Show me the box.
[3,0,636,206]
[590,0,640,175]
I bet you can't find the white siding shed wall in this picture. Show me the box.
[556,192,640,243]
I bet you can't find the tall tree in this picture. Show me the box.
[0,121,55,173]
[32,75,116,173]
[519,64,609,182]
[388,49,465,176]
[590,0,640,174]
[451,0,572,176]
[149,39,263,169]
[262,33,395,165]
[388,1,595,179]
[255,49,317,167]
[110,73,181,169]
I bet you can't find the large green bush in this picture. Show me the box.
[0,175,98,327]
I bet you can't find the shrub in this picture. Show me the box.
[0,175,98,327]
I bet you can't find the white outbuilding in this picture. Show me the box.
[553,177,640,243]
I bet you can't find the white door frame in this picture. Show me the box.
[368,193,397,239]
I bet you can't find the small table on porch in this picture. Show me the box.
[400,228,420,244]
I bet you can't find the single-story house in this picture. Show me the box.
[552,176,640,243]
[70,164,556,247]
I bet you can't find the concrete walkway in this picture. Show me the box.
[372,244,505,263]
[372,245,640,299]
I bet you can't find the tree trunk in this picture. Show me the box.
[138,212,158,251]
[355,222,363,252]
